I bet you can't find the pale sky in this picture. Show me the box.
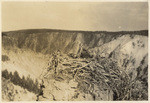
[2,2,148,31]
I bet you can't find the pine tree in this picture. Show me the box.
[9,72,13,81]
[21,76,26,89]
[13,71,20,85]
[2,69,9,79]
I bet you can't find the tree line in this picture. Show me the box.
[2,69,40,94]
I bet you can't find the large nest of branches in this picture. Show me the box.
[43,53,148,100]
[75,57,148,100]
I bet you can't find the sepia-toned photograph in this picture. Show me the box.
[1,1,148,101]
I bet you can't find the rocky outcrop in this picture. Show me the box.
[39,52,114,101]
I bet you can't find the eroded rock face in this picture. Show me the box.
[3,30,147,55]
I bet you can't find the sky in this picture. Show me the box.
[2,2,148,31]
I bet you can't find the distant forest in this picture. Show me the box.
[2,29,148,37]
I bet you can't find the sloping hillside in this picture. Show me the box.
[2,48,48,79]
[2,77,36,101]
